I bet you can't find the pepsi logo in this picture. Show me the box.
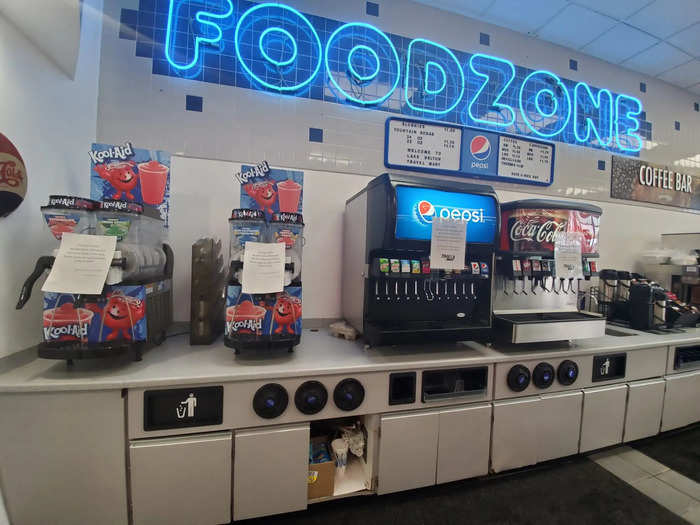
[415,199,485,226]
[417,200,434,222]
[470,135,491,161]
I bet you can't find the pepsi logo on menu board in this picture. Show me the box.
[470,135,492,161]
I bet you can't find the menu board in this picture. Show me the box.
[498,136,553,184]
[385,117,554,187]
[385,119,461,171]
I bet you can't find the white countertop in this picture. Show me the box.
[0,327,699,393]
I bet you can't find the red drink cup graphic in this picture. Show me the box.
[277,179,302,212]
[138,161,169,205]
[43,303,94,342]
[227,301,267,336]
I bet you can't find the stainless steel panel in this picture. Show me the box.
[624,379,664,442]
[491,396,540,472]
[130,432,232,525]
[537,391,583,462]
[436,403,491,484]
[233,424,309,520]
[0,391,128,525]
[580,385,627,452]
[506,317,606,344]
[378,410,439,494]
[662,370,700,431]
[342,191,367,334]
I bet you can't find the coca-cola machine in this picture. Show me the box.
[493,199,606,343]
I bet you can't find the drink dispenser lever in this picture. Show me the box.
[16,256,56,309]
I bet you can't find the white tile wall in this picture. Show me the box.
[97,0,700,202]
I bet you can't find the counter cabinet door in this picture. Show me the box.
[537,390,583,462]
[436,403,491,484]
[377,410,440,495]
[662,370,700,432]
[233,423,310,521]
[130,431,232,525]
[491,396,540,473]
[624,379,664,442]
[580,384,627,453]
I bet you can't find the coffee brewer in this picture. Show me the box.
[342,173,499,346]
[493,199,606,344]
[16,195,173,363]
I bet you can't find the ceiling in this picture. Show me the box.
[414,0,700,95]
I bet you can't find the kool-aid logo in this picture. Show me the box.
[416,200,485,225]
[43,323,89,340]
[89,142,134,164]
[227,318,263,333]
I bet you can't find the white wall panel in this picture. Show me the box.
[0,0,103,358]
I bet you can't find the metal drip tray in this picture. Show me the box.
[497,311,601,323]
[494,311,606,344]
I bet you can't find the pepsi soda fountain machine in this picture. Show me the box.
[342,174,499,346]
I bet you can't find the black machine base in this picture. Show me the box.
[37,337,165,364]
[224,334,301,354]
[363,320,492,347]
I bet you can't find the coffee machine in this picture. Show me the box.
[493,199,606,343]
[342,173,499,346]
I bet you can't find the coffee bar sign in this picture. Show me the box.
[611,156,700,211]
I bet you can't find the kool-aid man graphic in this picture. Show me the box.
[86,292,146,341]
[94,161,139,200]
[470,135,491,161]
[272,293,302,334]
[244,181,277,215]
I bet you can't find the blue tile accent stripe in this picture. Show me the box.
[119,8,138,40]
[186,95,203,112]
[309,127,323,142]
[121,1,649,155]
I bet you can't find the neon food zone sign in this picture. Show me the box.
[163,1,643,153]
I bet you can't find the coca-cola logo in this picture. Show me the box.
[43,323,89,340]
[0,160,22,187]
[510,218,567,244]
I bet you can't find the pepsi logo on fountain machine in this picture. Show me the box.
[394,185,498,244]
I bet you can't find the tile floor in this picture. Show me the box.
[590,446,700,524]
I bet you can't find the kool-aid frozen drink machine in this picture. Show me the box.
[342,174,499,346]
